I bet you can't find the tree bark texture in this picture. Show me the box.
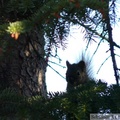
[0,28,47,97]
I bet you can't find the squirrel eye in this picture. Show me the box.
[77,70,80,75]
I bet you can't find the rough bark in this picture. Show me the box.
[0,28,47,97]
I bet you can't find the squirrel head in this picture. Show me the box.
[66,60,88,88]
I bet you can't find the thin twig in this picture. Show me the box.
[47,64,66,79]
[97,56,111,74]
[48,60,66,68]
[89,40,102,64]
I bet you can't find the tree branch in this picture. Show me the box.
[106,14,119,85]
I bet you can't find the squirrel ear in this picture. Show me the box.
[66,61,71,67]
[78,60,86,72]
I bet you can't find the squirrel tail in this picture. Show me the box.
[76,51,95,80]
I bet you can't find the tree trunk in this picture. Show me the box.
[0,27,47,97]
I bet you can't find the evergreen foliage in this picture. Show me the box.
[0,80,120,119]
[0,0,120,119]
[0,0,111,56]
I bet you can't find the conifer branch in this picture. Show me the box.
[106,1,119,85]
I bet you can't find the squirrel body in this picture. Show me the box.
[66,54,93,91]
